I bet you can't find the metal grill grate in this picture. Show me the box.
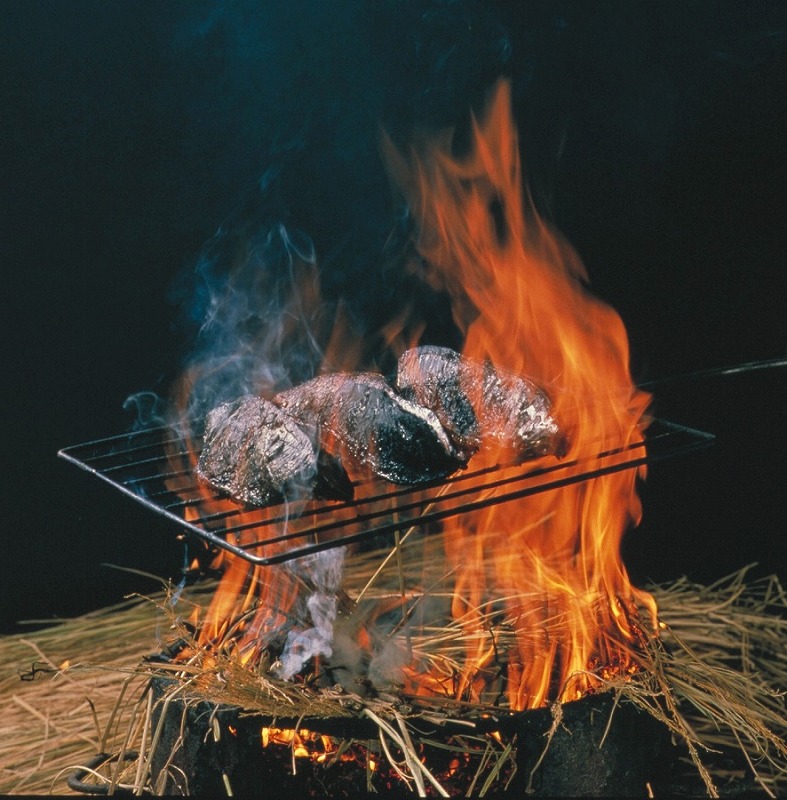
[59,418,714,566]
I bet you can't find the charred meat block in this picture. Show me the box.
[274,373,465,484]
[196,395,353,507]
[396,347,481,459]
[396,346,564,462]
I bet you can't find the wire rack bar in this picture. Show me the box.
[59,418,714,567]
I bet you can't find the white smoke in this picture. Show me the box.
[274,546,346,681]
[177,220,327,425]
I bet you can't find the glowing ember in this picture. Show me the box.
[172,79,657,712]
[261,728,334,761]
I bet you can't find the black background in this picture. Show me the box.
[2,0,785,633]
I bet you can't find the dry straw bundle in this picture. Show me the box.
[0,566,784,796]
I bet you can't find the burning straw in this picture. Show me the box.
[1,566,783,796]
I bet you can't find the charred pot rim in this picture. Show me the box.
[145,676,673,797]
[147,674,655,738]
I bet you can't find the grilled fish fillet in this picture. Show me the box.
[274,372,465,484]
[196,395,353,506]
[396,345,564,462]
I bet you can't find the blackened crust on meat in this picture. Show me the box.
[397,346,565,462]
[313,450,355,501]
[396,346,481,459]
[273,373,465,484]
[196,395,352,507]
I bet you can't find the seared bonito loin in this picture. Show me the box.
[196,395,353,507]
[273,372,466,485]
[195,350,559,505]
[395,346,481,460]
[396,345,565,463]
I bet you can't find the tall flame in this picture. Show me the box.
[382,80,655,708]
[174,79,656,712]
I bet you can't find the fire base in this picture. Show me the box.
[148,677,670,796]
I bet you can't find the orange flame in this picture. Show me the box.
[172,79,656,712]
[384,80,655,708]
